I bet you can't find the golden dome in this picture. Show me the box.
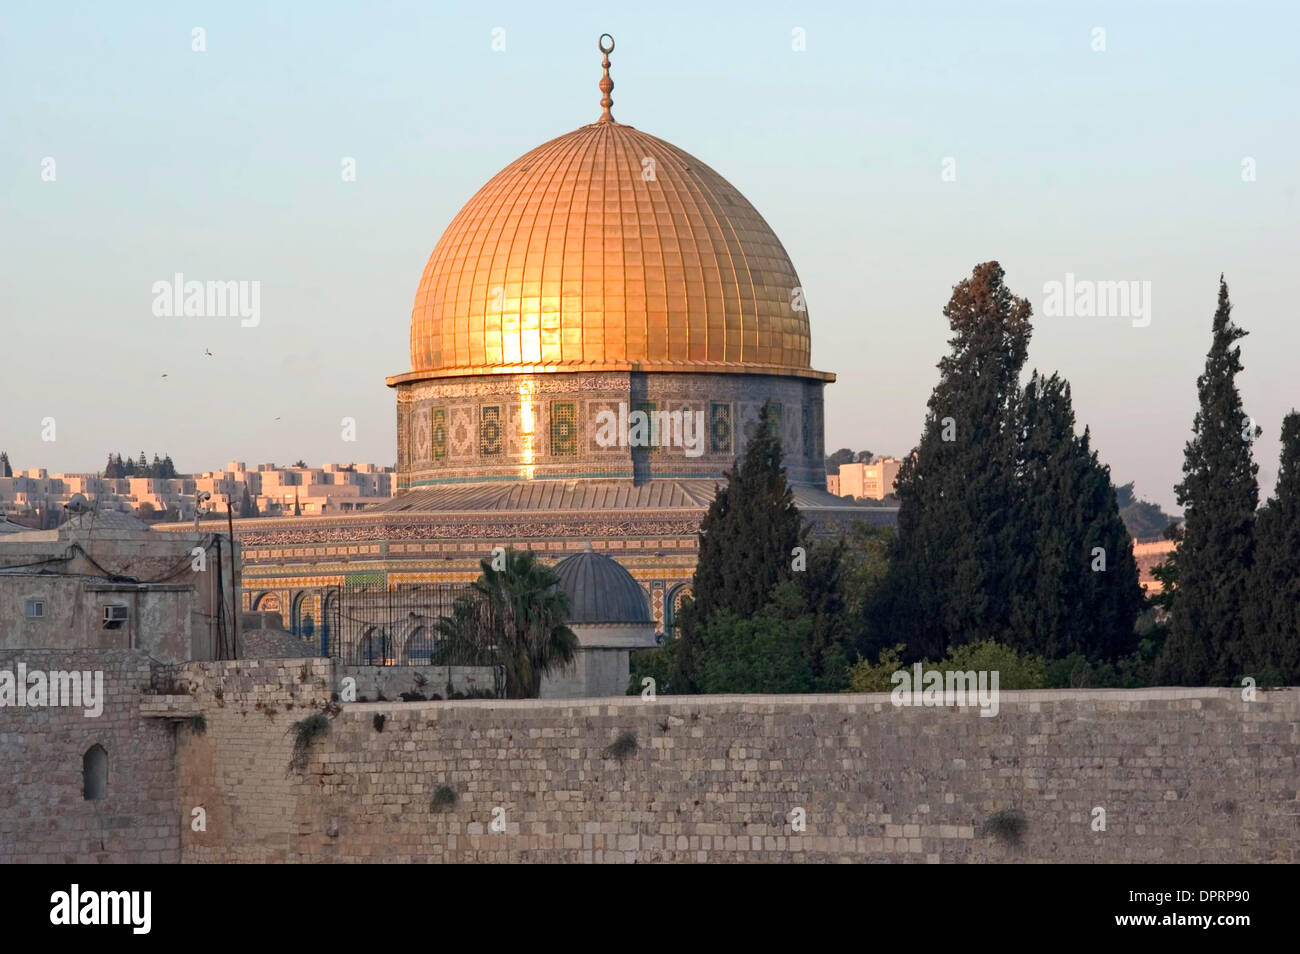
[396,104,828,384]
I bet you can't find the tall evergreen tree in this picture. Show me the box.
[792,539,853,688]
[1011,372,1143,660]
[674,402,803,689]
[0,451,11,478]
[690,401,802,618]
[1243,413,1300,681]
[1157,277,1259,685]
[873,262,1032,660]
[875,263,1144,665]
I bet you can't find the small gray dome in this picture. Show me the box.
[553,550,652,624]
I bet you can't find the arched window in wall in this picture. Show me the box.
[406,627,433,664]
[83,744,107,801]
[356,628,392,665]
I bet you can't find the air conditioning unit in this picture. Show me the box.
[103,604,130,629]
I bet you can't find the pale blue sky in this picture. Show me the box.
[2,1,1296,511]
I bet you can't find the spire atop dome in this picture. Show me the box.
[597,34,615,123]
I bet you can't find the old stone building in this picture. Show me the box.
[0,509,238,664]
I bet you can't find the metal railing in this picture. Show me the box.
[323,580,497,668]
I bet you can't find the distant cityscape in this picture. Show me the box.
[0,452,394,524]
[1,453,900,525]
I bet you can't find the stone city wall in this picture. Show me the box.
[173,659,1300,863]
[0,649,181,863]
[338,663,499,701]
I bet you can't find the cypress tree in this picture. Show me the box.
[1012,372,1143,660]
[874,262,1032,660]
[793,539,853,689]
[1243,413,1300,682]
[1157,277,1259,685]
[674,402,803,689]
[689,401,802,618]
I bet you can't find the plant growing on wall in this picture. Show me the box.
[980,809,1027,846]
[431,785,457,811]
[287,713,330,774]
[603,730,638,761]
[399,673,427,701]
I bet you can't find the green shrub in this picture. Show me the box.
[850,641,1048,692]
[287,713,330,774]
[431,785,457,811]
[848,644,907,692]
[1242,667,1285,688]
[692,601,815,694]
[942,640,1045,689]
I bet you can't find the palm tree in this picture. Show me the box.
[438,549,577,698]
[433,596,492,665]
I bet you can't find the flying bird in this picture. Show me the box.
[204,348,213,357]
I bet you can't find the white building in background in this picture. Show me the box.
[837,458,902,500]
[0,463,395,522]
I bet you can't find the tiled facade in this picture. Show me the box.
[395,371,828,489]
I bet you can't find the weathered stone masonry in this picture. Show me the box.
[5,653,1295,863]
[173,660,1300,863]
[0,649,181,863]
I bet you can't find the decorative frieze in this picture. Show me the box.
[395,371,827,487]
